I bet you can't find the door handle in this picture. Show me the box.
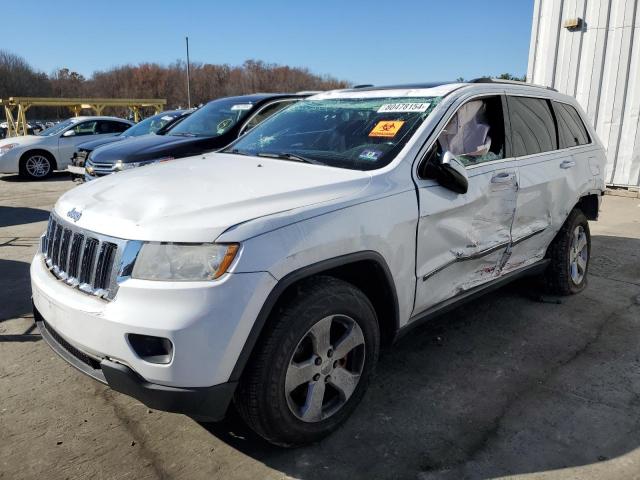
[491,172,516,184]
[560,160,576,169]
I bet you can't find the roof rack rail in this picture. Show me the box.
[352,84,374,89]
[468,77,558,92]
[345,82,459,92]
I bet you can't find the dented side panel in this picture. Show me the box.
[412,160,519,317]
[505,145,598,273]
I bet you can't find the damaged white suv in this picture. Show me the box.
[32,80,606,446]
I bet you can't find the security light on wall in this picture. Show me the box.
[563,18,583,31]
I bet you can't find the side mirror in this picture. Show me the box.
[62,130,76,138]
[438,151,469,194]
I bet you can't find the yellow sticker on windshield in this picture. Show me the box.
[369,120,405,138]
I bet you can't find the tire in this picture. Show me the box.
[235,276,380,447]
[19,151,54,180]
[545,208,591,295]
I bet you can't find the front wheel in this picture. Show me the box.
[235,276,380,447]
[545,209,591,295]
[20,152,53,179]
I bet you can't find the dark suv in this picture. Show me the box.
[84,93,310,180]
[69,110,189,178]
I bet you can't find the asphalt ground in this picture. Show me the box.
[1,172,639,480]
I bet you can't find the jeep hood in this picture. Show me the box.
[55,153,371,242]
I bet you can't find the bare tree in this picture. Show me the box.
[0,49,351,119]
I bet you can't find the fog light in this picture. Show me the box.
[127,334,173,364]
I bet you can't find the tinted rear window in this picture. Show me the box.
[508,96,558,156]
[554,102,591,148]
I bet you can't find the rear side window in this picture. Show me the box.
[554,102,591,148]
[96,120,130,134]
[507,96,558,156]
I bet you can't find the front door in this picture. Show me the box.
[57,120,106,168]
[412,95,519,317]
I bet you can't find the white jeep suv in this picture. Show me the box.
[31,81,606,446]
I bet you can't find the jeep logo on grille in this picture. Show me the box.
[67,208,82,222]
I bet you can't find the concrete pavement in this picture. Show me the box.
[1,172,639,480]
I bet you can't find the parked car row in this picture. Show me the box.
[83,93,305,180]
[29,80,606,447]
[0,120,51,139]
[0,92,311,180]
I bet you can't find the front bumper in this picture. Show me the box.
[0,150,20,173]
[67,165,86,175]
[36,308,236,420]
[31,251,276,387]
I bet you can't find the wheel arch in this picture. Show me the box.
[228,251,400,383]
[575,193,600,221]
[20,148,58,171]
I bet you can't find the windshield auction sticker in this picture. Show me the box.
[231,104,253,111]
[359,149,383,161]
[377,103,430,113]
[369,120,405,138]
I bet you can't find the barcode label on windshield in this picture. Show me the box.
[377,103,431,113]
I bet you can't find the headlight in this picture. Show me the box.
[131,243,239,281]
[0,143,19,156]
[114,157,173,171]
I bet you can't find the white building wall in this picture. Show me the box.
[528,0,640,187]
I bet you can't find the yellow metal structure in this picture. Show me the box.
[2,97,166,137]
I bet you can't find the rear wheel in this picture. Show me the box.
[545,209,591,295]
[20,152,54,179]
[235,276,379,447]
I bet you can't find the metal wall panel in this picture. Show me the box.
[528,0,640,186]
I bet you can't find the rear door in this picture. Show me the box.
[553,101,601,190]
[412,95,519,316]
[503,95,592,274]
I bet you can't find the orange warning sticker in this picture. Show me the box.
[369,120,405,138]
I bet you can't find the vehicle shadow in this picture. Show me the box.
[200,235,640,480]
[0,259,33,323]
[0,171,71,183]
[0,206,50,228]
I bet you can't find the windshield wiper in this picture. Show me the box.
[170,132,197,137]
[226,148,252,156]
[256,152,325,165]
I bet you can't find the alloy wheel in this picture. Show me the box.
[25,155,51,178]
[285,314,366,423]
[569,225,588,285]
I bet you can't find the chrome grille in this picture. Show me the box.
[67,233,84,278]
[85,157,116,176]
[41,214,128,300]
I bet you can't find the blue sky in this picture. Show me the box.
[4,0,534,84]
